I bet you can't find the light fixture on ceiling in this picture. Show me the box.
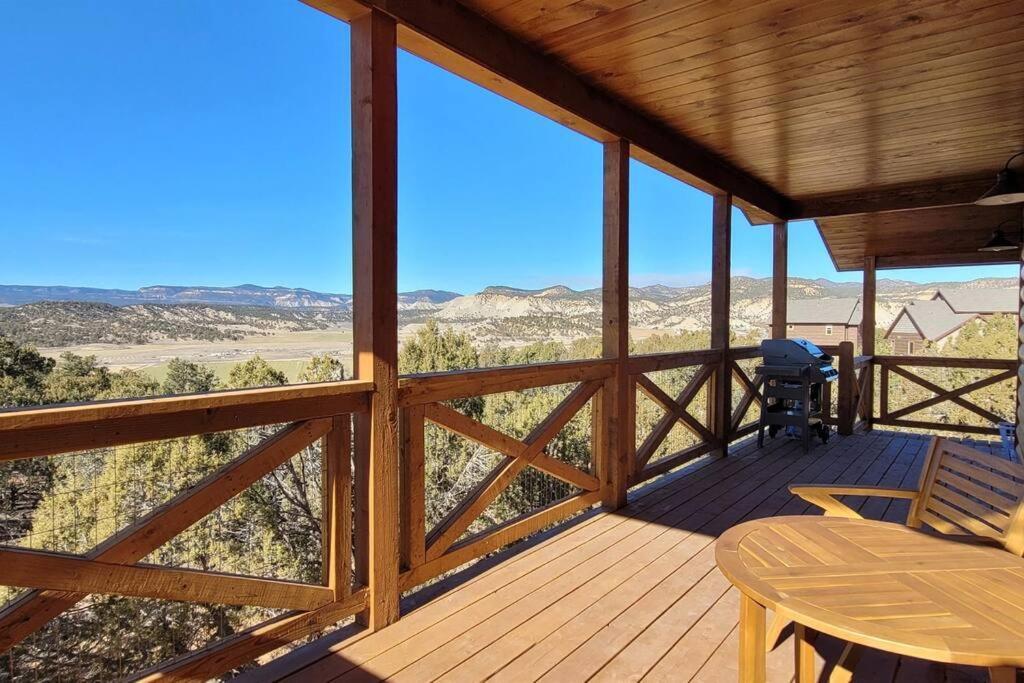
[976,151,1024,205]
[978,220,1022,252]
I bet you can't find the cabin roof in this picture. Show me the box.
[787,297,862,326]
[933,288,1019,314]
[884,299,978,341]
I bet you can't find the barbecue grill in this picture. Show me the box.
[755,339,838,452]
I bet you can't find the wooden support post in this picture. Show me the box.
[1017,215,1023,463]
[709,193,732,454]
[837,341,855,436]
[600,139,630,508]
[351,8,400,630]
[861,256,876,430]
[771,222,788,340]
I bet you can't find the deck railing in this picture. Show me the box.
[0,380,372,681]
[627,348,722,485]
[0,346,1014,679]
[395,359,612,592]
[874,355,1016,436]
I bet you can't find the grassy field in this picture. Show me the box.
[138,358,311,384]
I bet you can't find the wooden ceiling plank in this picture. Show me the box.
[676,81,1021,142]
[654,53,1024,126]
[563,0,852,70]
[605,0,1016,97]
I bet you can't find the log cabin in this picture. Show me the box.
[1,1,1023,681]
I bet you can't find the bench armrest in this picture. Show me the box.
[789,485,918,519]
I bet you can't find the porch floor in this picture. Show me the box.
[247,429,1008,683]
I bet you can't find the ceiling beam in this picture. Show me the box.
[302,0,792,221]
[791,175,994,220]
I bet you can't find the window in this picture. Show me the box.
[825,325,834,336]
[908,341,916,353]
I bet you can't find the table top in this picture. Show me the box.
[715,516,1024,667]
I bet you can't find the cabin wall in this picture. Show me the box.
[888,332,924,355]
[786,323,860,348]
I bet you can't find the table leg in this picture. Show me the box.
[988,667,1016,683]
[829,642,862,683]
[739,592,766,682]
[794,624,816,682]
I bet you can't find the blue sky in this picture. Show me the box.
[0,2,1014,295]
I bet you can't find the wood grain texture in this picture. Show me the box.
[242,430,1011,683]
[398,358,614,406]
[0,547,333,611]
[771,222,787,340]
[0,381,370,461]
[793,436,1024,556]
[716,515,1024,668]
[351,7,400,630]
[602,139,630,509]
[0,418,331,653]
[134,589,368,682]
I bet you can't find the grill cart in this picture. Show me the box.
[756,339,838,453]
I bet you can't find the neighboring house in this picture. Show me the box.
[932,288,1018,317]
[884,288,1016,354]
[786,297,862,347]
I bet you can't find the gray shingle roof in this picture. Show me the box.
[934,288,1018,314]
[891,299,978,341]
[787,297,862,325]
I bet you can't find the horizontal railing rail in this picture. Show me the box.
[398,358,615,406]
[0,381,374,680]
[0,380,373,460]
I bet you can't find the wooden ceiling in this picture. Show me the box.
[460,0,1024,198]
[818,204,1021,270]
[453,0,1024,269]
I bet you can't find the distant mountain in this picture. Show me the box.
[0,277,1015,349]
[0,284,461,309]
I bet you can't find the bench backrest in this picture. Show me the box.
[909,437,1024,555]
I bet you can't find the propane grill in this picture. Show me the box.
[755,339,838,452]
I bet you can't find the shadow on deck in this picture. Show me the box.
[243,430,1006,683]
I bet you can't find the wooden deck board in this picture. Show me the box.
[245,431,1002,683]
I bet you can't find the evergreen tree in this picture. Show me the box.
[162,358,218,395]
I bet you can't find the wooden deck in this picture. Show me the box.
[246,430,1009,683]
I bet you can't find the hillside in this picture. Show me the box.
[0,277,1014,349]
[0,302,351,347]
[0,284,460,309]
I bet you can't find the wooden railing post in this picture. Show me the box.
[600,139,630,508]
[323,416,353,600]
[837,341,855,435]
[351,7,400,630]
[710,193,732,452]
[861,256,876,430]
[771,221,787,340]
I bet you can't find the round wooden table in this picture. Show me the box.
[715,516,1024,683]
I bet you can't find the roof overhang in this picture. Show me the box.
[815,204,1022,271]
[301,0,1024,271]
